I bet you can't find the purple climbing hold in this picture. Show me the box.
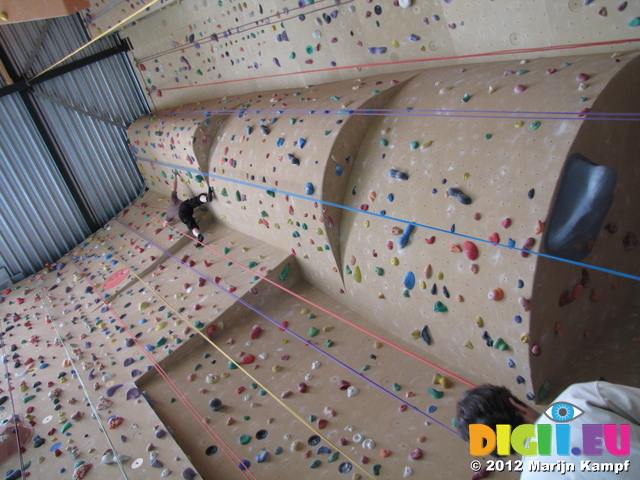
[182,468,197,480]
[409,34,420,42]
[367,47,387,54]
[131,369,141,377]
[156,428,167,438]
[123,357,134,367]
[388,169,409,181]
[106,384,123,397]
[126,388,141,400]
[273,58,281,67]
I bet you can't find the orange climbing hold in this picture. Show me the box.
[488,288,504,301]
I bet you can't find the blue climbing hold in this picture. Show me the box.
[403,271,416,290]
[305,183,314,195]
[398,224,414,249]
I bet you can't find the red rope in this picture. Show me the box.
[67,254,259,480]
[149,37,640,95]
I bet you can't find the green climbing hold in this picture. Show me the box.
[629,17,640,27]
[493,338,509,351]
[247,261,258,269]
[228,361,238,369]
[380,138,389,146]
[308,327,319,337]
[373,464,381,476]
[279,263,290,281]
[485,134,493,140]
[289,118,296,125]
[22,395,35,404]
[529,121,541,131]
[345,265,352,275]
[267,190,275,197]
[194,321,204,329]
[328,452,339,463]
[461,93,471,103]
[410,141,419,150]
[402,289,410,297]
[427,387,444,399]
[310,460,321,468]
[325,340,334,347]
[61,421,72,433]
[292,231,300,238]
[434,301,448,312]
[170,398,176,403]
[374,267,384,276]
[361,364,370,371]
[309,414,316,422]
[274,446,283,455]
[156,337,167,347]
[239,434,251,445]
[305,45,314,54]
[392,383,401,391]
[538,379,551,402]
[220,188,228,196]
[235,190,241,201]
[161,171,167,178]
[194,174,204,183]
[308,313,316,319]
[260,210,268,217]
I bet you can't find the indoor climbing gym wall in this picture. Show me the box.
[0,1,639,480]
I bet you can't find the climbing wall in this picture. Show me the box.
[1,2,639,480]
[84,0,640,109]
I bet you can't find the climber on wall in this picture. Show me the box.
[164,171,214,248]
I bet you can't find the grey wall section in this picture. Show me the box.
[0,14,150,280]
[0,92,90,281]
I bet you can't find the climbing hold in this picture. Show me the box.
[531,344,541,356]
[388,169,409,181]
[305,183,314,195]
[398,224,415,249]
[521,237,536,257]
[488,288,504,301]
[420,325,431,345]
[514,84,526,93]
[462,241,478,260]
[403,272,416,290]
[433,301,447,312]
[447,187,472,205]
[353,266,362,283]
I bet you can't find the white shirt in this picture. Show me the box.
[521,381,640,479]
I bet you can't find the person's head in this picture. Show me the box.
[455,384,539,442]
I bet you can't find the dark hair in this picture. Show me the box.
[455,384,525,441]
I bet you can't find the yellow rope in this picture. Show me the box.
[29,0,164,80]
[98,243,376,480]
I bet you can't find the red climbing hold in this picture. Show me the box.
[250,325,263,340]
[462,241,479,261]
[488,232,500,244]
[240,354,255,365]
[206,325,217,340]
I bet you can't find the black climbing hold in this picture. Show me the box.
[308,435,321,446]
[528,188,535,199]
[256,429,268,440]
[205,445,218,456]
[447,187,471,205]
[430,284,437,295]
[209,398,223,411]
[287,154,300,166]
[442,286,450,298]
[420,325,431,345]
[338,462,353,474]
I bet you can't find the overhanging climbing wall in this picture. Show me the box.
[129,50,640,404]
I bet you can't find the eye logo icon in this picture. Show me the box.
[544,402,584,423]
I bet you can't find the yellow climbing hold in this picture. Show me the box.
[419,281,426,289]
[463,173,470,180]
[476,316,484,327]
[410,329,420,339]
[437,271,444,280]
[392,40,400,48]
[463,340,473,348]
[139,302,149,310]
[391,257,399,266]
[520,333,530,343]
[420,141,433,151]
[515,121,524,128]
[353,266,362,283]
[378,292,385,299]
[301,308,310,315]
[374,341,383,349]
[364,220,370,227]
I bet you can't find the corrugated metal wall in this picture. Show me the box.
[0,14,149,281]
